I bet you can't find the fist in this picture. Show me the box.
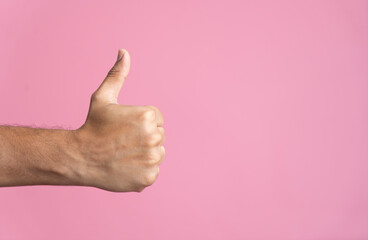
[74,49,165,192]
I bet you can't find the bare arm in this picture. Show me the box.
[0,49,165,192]
[0,126,81,187]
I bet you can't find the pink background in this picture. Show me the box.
[0,1,367,239]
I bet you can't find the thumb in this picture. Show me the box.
[94,49,131,103]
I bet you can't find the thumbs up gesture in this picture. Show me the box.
[74,49,165,192]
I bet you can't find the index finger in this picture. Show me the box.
[145,105,164,127]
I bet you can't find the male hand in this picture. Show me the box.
[74,49,165,192]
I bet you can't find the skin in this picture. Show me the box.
[0,49,165,192]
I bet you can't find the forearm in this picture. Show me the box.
[0,126,82,187]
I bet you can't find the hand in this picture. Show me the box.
[74,49,165,192]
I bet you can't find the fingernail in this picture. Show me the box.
[117,49,124,61]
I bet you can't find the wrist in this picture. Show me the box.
[57,129,91,187]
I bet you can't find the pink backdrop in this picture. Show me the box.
[0,1,367,239]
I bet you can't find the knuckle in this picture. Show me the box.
[91,90,108,104]
[161,146,165,157]
[144,148,160,163]
[107,66,119,78]
[158,128,165,143]
[141,171,158,187]
[91,91,101,102]
[146,105,163,119]
[139,108,156,122]
[144,132,162,146]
